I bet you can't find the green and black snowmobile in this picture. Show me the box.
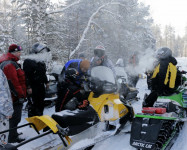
[130,71,187,150]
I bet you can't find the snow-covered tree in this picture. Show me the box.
[0,0,16,52]
[60,0,155,63]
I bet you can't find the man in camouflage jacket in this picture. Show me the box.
[0,69,13,144]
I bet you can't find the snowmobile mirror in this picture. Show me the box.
[83,81,91,92]
[117,78,122,84]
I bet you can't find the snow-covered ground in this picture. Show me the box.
[16,57,187,150]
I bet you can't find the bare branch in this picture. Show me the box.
[69,2,128,58]
[91,21,105,32]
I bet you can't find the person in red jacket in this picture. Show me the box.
[0,44,26,143]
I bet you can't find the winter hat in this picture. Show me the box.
[80,60,90,70]
[78,53,85,59]
[8,44,22,53]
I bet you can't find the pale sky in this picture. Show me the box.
[139,0,187,36]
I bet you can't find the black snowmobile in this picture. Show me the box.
[130,70,187,150]
[44,73,58,107]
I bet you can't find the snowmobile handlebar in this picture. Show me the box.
[181,70,187,74]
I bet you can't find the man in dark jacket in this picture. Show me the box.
[143,47,178,107]
[56,68,89,112]
[60,59,90,85]
[54,68,98,135]
[23,43,49,117]
[0,44,26,143]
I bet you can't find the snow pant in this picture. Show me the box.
[28,84,45,117]
[143,91,158,107]
[0,118,9,144]
[52,106,99,135]
[8,103,23,143]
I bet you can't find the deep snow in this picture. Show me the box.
[15,57,187,150]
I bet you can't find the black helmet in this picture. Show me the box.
[65,68,78,81]
[31,43,50,54]
[94,45,105,58]
[156,47,172,59]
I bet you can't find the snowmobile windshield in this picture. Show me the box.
[91,66,115,84]
[90,66,117,94]
[114,67,128,79]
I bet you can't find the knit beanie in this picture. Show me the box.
[8,44,22,53]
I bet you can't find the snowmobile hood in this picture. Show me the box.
[88,92,129,121]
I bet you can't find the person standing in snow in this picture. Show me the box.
[90,45,116,76]
[23,43,50,117]
[143,47,178,107]
[0,69,13,145]
[127,52,139,87]
[0,44,27,143]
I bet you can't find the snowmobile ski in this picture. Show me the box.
[46,121,131,150]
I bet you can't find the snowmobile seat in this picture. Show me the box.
[51,106,99,136]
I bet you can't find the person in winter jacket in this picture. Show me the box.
[56,68,89,112]
[90,45,116,76]
[143,47,178,107]
[23,43,50,117]
[0,69,13,144]
[0,44,26,143]
[59,59,90,85]
[127,52,139,87]
[53,68,98,135]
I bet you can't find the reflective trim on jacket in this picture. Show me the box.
[151,62,177,88]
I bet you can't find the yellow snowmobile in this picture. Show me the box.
[0,66,134,150]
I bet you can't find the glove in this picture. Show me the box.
[78,100,89,109]
[18,98,27,103]
[18,98,25,103]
